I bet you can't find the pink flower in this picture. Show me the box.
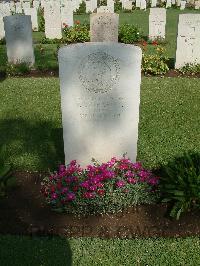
[125,170,134,178]
[116,180,126,188]
[83,192,95,199]
[51,192,57,199]
[66,192,76,201]
[148,177,159,186]
[132,162,142,170]
[127,177,137,184]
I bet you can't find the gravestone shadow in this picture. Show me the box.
[0,117,65,170]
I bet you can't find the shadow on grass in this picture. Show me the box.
[0,235,72,266]
[0,118,65,171]
[168,57,175,69]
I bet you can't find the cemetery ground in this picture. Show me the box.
[0,77,200,238]
[1,9,200,266]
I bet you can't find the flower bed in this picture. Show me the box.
[41,157,159,216]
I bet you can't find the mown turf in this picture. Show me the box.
[0,77,199,171]
[0,235,200,266]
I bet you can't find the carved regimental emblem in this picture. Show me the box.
[79,51,120,93]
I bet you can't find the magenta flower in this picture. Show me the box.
[132,162,142,170]
[66,192,76,201]
[125,170,134,178]
[116,180,126,188]
[51,192,58,200]
[127,177,137,184]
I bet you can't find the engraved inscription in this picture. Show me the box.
[79,51,120,93]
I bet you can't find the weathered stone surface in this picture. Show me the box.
[175,14,200,68]
[44,2,62,39]
[58,43,142,166]
[90,13,119,42]
[149,8,166,40]
[24,7,38,31]
[3,14,35,65]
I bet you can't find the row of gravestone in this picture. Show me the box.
[1,0,200,39]
[2,12,200,69]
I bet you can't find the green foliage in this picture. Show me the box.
[114,0,122,12]
[63,24,90,44]
[118,24,143,43]
[0,37,6,45]
[179,63,200,75]
[74,1,86,14]
[6,62,31,76]
[142,46,169,75]
[40,37,64,44]
[38,7,45,32]
[159,152,200,220]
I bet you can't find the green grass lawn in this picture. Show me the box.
[0,77,199,171]
[0,235,200,265]
[0,9,200,69]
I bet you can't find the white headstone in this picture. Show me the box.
[33,0,40,9]
[195,0,200,9]
[0,16,4,39]
[58,43,142,166]
[61,5,74,28]
[136,0,141,7]
[86,0,93,13]
[15,2,23,13]
[140,0,146,10]
[166,0,172,7]
[176,0,181,6]
[44,3,62,39]
[97,6,111,13]
[22,1,30,9]
[149,8,166,40]
[151,0,157,7]
[180,0,186,9]
[90,13,119,42]
[107,0,115,12]
[24,7,38,31]
[175,14,200,68]
[123,1,133,10]
[3,14,35,65]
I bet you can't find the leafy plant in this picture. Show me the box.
[0,37,6,45]
[74,1,86,14]
[118,24,143,44]
[158,152,200,220]
[114,0,122,12]
[179,63,200,75]
[63,22,90,44]
[142,46,169,75]
[41,157,159,216]
[6,62,31,76]
[38,7,45,32]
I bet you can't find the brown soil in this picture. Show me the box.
[0,172,200,238]
[1,69,200,79]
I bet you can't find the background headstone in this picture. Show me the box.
[180,0,186,9]
[90,13,119,42]
[58,43,142,166]
[149,8,166,40]
[3,14,35,65]
[123,1,133,10]
[151,0,157,7]
[24,7,38,31]
[44,2,62,39]
[175,14,200,68]
[166,0,172,7]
